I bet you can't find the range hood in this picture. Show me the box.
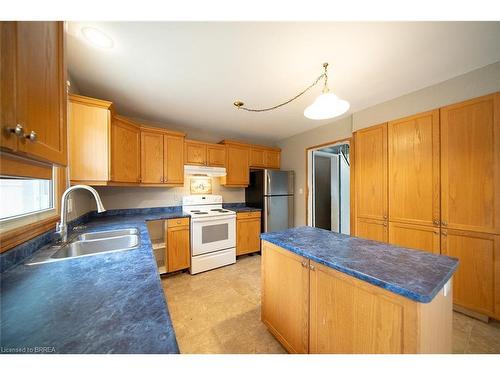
[184,165,227,177]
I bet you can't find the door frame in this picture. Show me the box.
[305,137,354,233]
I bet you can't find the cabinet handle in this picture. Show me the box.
[309,264,315,271]
[160,177,164,183]
[25,130,37,142]
[5,124,24,137]
[433,220,440,226]
[442,231,447,236]
[301,260,307,268]
[441,221,448,227]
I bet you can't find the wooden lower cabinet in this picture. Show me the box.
[261,242,309,353]
[441,229,499,318]
[356,218,388,242]
[166,218,190,272]
[236,211,261,256]
[262,240,453,354]
[389,222,440,254]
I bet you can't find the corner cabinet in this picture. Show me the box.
[262,241,453,354]
[111,116,141,183]
[1,21,67,166]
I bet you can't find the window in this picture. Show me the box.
[0,177,54,221]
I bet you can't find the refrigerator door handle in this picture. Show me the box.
[266,172,271,195]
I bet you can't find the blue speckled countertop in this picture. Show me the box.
[261,226,459,303]
[223,203,261,213]
[0,209,190,354]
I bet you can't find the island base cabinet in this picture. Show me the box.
[262,241,453,354]
[261,242,309,354]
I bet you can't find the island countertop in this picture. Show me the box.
[260,226,459,303]
[0,209,190,354]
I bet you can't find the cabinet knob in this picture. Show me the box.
[177,220,181,224]
[383,222,387,227]
[442,231,447,236]
[25,130,37,142]
[309,264,316,271]
[383,215,387,220]
[5,124,24,137]
[441,221,448,227]
[301,260,307,268]
[433,220,440,226]
[160,177,164,183]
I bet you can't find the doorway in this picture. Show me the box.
[307,142,350,234]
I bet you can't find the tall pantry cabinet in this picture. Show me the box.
[354,92,500,319]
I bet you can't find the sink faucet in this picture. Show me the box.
[56,185,106,242]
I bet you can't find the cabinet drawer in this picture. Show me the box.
[167,217,190,228]
[237,211,261,220]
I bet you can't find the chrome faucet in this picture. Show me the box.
[56,185,106,242]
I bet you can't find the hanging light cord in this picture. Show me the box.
[234,63,329,112]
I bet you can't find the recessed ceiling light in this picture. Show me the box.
[81,27,114,49]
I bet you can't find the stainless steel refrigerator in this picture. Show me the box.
[245,170,294,232]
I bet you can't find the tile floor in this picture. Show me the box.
[162,254,500,354]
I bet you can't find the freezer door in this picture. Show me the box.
[264,170,294,196]
[264,195,294,232]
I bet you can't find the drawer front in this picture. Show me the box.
[237,211,261,220]
[167,217,190,228]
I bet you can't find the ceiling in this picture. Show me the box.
[66,22,500,144]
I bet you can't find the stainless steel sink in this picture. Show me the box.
[51,234,139,260]
[26,227,140,265]
[76,228,139,241]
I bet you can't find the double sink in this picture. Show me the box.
[28,228,140,265]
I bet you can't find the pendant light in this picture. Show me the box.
[233,63,349,120]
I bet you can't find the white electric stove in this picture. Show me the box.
[182,195,236,274]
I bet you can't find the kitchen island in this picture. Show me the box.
[260,226,459,354]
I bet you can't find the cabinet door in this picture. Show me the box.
[250,148,265,167]
[223,145,249,186]
[388,110,440,226]
[207,144,225,167]
[16,21,67,165]
[167,224,190,272]
[309,261,405,354]
[388,222,440,254]
[441,229,497,316]
[440,94,500,234]
[69,99,110,182]
[0,22,18,151]
[140,131,164,184]
[265,150,281,169]
[356,218,387,242]
[236,216,261,255]
[185,141,206,165]
[164,135,184,185]
[111,118,140,183]
[261,241,309,353]
[355,123,388,221]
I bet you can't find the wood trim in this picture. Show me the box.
[68,93,113,109]
[1,153,52,179]
[304,137,352,227]
[220,139,281,152]
[139,125,185,137]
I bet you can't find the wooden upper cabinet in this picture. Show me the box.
[164,134,184,184]
[185,140,207,165]
[250,148,265,167]
[222,144,249,186]
[68,94,112,182]
[140,130,164,184]
[388,222,440,254]
[355,123,388,221]
[111,116,140,183]
[388,110,440,227]
[0,22,18,152]
[206,144,225,167]
[440,93,500,234]
[441,229,498,317]
[1,21,67,165]
[265,150,281,169]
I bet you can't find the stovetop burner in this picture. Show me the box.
[193,211,209,215]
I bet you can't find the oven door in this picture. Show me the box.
[191,216,236,256]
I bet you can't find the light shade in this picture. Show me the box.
[304,92,350,120]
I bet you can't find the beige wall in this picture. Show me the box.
[278,61,500,226]
[71,177,244,216]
